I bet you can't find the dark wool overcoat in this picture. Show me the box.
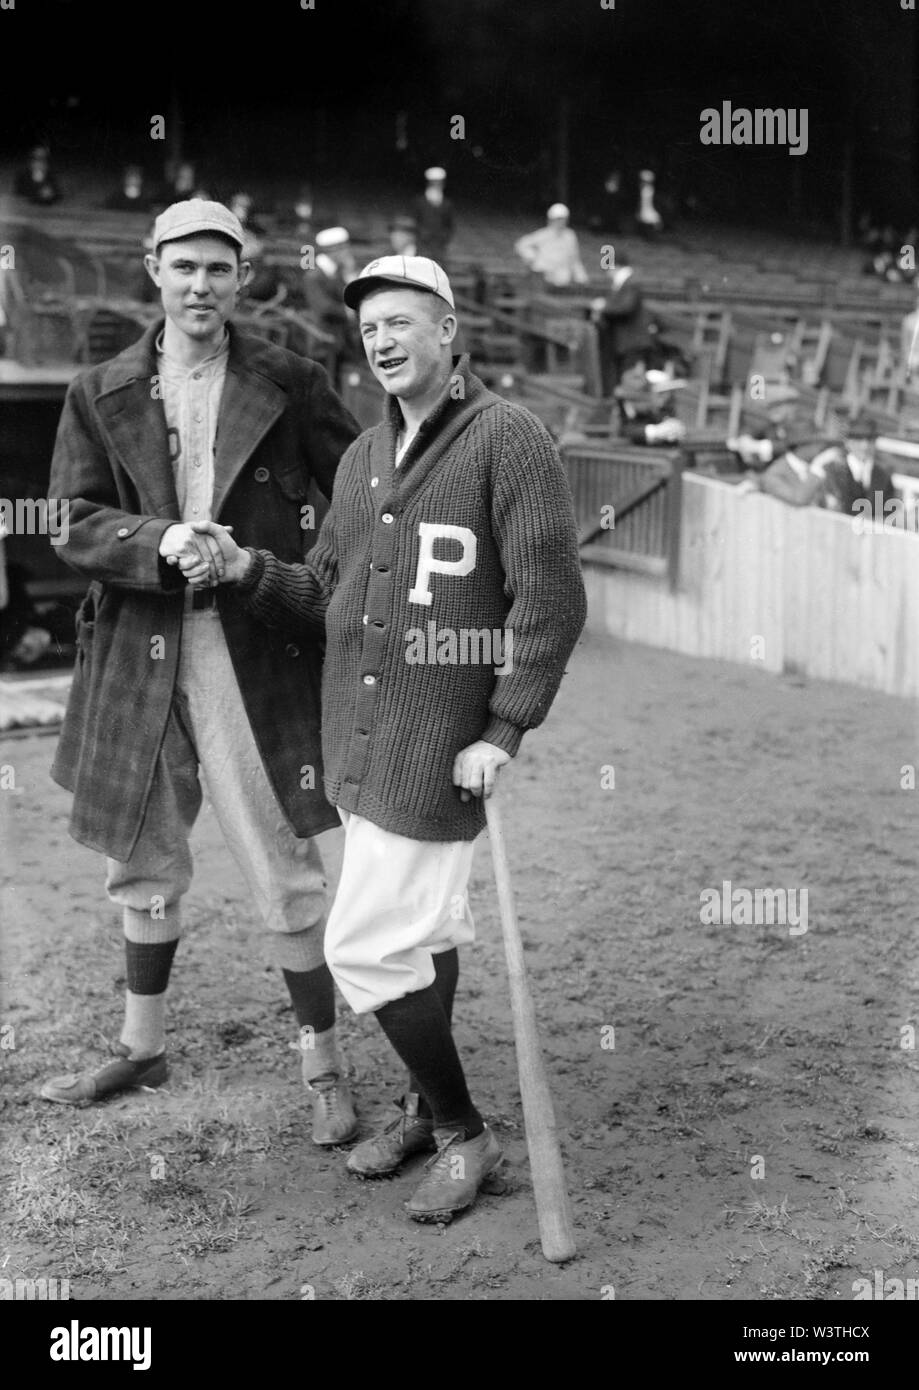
[48,320,359,861]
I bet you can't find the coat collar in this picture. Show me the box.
[92,320,290,518]
[369,355,499,502]
[96,319,290,394]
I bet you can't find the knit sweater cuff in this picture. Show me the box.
[481,715,525,758]
[234,547,265,593]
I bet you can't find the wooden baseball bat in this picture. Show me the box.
[484,794,577,1263]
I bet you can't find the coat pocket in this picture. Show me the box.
[74,581,102,663]
[272,469,327,556]
[273,467,310,503]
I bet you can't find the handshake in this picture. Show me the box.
[158,520,252,588]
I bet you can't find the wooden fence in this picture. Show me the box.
[580,470,919,699]
[562,444,684,584]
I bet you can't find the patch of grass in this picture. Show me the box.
[7,1155,98,1233]
[141,1178,255,1257]
[4,1141,138,1279]
[723,1196,792,1233]
[333,1269,390,1300]
[177,1190,254,1257]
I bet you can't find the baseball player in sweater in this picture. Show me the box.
[189,256,587,1221]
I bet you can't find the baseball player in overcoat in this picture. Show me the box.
[41,200,361,1143]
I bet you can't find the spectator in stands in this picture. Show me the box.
[515,203,589,290]
[616,365,687,445]
[164,161,210,204]
[729,386,810,466]
[14,145,62,205]
[860,218,913,283]
[276,185,313,237]
[172,161,197,196]
[738,447,830,508]
[303,227,360,384]
[413,167,455,267]
[901,292,919,380]
[106,165,149,212]
[229,191,266,238]
[834,415,897,519]
[285,184,315,239]
[240,231,287,308]
[636,170,663,238]
[597,169,623,235]
[731,387,848,508]
[590,253,652,395]
[389,215,419,257]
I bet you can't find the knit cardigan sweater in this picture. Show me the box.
[238,355,587,841]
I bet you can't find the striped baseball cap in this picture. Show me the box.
[343,255,454,310]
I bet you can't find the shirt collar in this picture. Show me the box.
[155,327,230,374]
[847,451,872,488]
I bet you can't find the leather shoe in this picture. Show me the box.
[347,1093,435,1176]
[404,1124,503,1221]
[40,1043,167,1105]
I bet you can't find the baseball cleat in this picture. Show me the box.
[346,1093,436,1177]
[306,1074,359,1146]
[404,1123,503,1222]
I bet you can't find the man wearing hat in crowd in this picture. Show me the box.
[413,168,455,268]
[731,385,859,510]
[833,414,898,519]
[590,252,652,396]
[616,362,688,445]
[14,144,62,205]
[635,170,663,238]
[188,253,587,1222]
[515,203,589,291]
[303,227,360,387]
[389,215,419,258]
[40,199,362,1145]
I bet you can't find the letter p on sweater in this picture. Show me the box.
[409,523,477,607]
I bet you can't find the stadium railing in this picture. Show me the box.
[561,443,685,589]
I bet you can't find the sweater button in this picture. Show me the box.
[362,614,368,624]
[362,675,376,685]
[117,527,129,538]
[254,467,270,482]
[370,476,379,487]
[286,644,300,658]
[381,513,393,524]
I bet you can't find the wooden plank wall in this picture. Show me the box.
[583,473,919,698]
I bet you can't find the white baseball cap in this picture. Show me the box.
[343,255,454,310]
[315,226,350,248]
[547,202,570,220]
[152,198,245,252]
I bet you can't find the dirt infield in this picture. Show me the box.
[2,630,918,1301]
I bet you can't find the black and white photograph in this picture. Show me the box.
[1,0,918,1341]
